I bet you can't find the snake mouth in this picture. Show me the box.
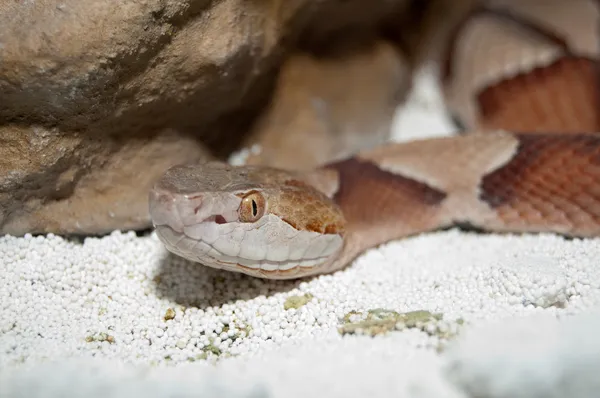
[150,190,343,278]
[148,170,344,279]
[153,219,343,279]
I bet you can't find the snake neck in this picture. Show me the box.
[307,131,600,274]
[290,155,449,275]
[323,156,449,252]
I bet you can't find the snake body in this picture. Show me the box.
[149,0,600,279]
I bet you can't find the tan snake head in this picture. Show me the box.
[149,162,346,279]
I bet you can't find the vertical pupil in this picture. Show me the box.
[251,199,257,216]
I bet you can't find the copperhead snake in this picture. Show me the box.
[149,0,600,280]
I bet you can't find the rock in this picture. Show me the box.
[0,127,209,235]
[0,0,415,235]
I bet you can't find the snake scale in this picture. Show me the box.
[149,0,600,279]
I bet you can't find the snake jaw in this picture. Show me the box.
[150,184,344,278]
[149,163,345,279]
[153,215,343,279]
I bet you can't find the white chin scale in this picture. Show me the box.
[155,214,343,278]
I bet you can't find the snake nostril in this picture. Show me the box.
[148,188,182,229]
[150,189,175,205]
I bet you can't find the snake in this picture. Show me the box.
[149,0,600,280]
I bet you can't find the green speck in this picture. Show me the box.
[203,344,222,356]
[339,309,446,337]
[284,293,314,310]
[367,308,402,320]
[401,310,442,327]
[164,308,176,321]
[342,310,362,323]
[232,324,253,342]
[85,332,115,344]
[187,354,206,362]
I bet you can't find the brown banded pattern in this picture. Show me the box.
[480,133,600,236]
[441,0,600,132]
[477,57,600,133]
[324,157,448,250]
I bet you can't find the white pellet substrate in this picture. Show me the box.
[2,67,600,398]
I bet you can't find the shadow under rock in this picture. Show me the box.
[153,252,305,309]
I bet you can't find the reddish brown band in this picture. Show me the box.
[325,157,447,242]
[480,133,600,236]
[478,57,600,133]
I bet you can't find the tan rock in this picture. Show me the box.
[0,127,209,235]
[0,0,415,235]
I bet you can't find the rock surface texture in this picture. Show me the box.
[0,0,415,235]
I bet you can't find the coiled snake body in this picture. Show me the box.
[149,0,600,279]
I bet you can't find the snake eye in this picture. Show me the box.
[239,191,266,222]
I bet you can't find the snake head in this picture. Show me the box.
[149,162,346,279]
